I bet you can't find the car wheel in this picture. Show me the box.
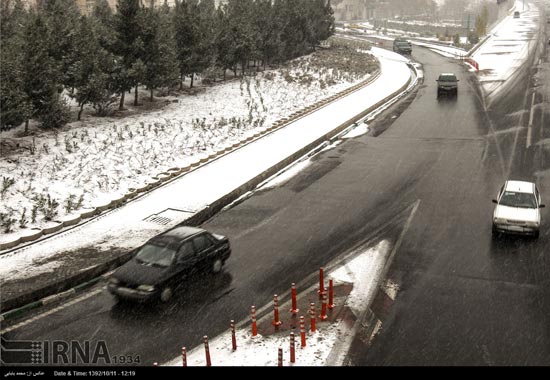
[492,225,499,236]
[212,259,224,274]
[160,287,173,302]
[533,230,540,239]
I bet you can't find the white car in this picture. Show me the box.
[492,180,545,238]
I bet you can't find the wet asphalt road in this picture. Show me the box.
[350,16,550,365]
[3,26,550,366]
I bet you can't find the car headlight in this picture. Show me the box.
[137,285,156,292]
[493,217,505,224]
[109,278,120,286]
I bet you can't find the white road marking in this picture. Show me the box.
[527,92,536,148]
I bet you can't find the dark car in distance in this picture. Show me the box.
[436,73,459,98]
[108,226,231,303]
[393,38,412,55]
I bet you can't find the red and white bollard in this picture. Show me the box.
[290,332,296,363]
[182,347,187,367]
[300,316,306,348]
[328,279,335,310]
[272,294,283,327]
[204,336,211,367]
[251,306,258,337]
[231,320,237,351]
[319,292,328,321]
[278,347,283,367]
[310,303,316,333]
[289,283,299,315]
[318,267,326,298]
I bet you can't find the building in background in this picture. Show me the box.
[332,0,376,21]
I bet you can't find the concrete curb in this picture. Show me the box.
[0,252,133,313]
[0,275,105,323]
[0,60,414,315]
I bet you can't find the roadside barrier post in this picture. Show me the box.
[310,303,316,333]
[204,336,211,367]
[231,320,237,351]
[251,306,258,336]
[289,283,299,315]
[278,347,283,367]
[318,267,326,298]
[300,316,306,348]
[272,294,283,327]
[328,279,335,310]
[182,347,187,367]
[290,332,296,363]
[319,292,328,321]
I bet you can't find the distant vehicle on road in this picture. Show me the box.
[108,226,231,303]
[436,73,459,98]
[393,38,412,55]
[513,11,520,18]
[492,180,545,238]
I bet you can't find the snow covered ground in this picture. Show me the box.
[163,240,391,367]
[472,0,541,100]
[0,45,377,240]
[0,46,411,284]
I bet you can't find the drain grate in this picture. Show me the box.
[144,215,173,225]
[143,208,194,226]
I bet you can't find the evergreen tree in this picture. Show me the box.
[195,0,218,77]
[141,4,179,101]
[90,0,120,116]
[0,0,32,131]
[70,16,112,120]
[174,0,195,88]
[93,0,116,51]
[221,0,258,76]
[39,0,81,91]
[278,0,309,61]
[114,0,143,109]
[154,4,179,95]
[22,10,69,129]
[253,0,279,67]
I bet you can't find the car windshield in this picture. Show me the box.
[439,75,456,82]
[135,243,176,267]
[499,191,537,208]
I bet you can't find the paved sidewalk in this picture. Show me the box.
[0,47,413,313]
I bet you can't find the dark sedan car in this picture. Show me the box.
[436,73,459,98]
[108,226,231,303]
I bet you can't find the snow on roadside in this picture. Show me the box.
[472,0,540,99]
[0,44,377,240]
[163,239,391,367]
[341,124,369,139]
[259,159,312,190]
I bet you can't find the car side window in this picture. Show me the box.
[535,187,540,204]
[177,242,194,263]
[193,234,214,254]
